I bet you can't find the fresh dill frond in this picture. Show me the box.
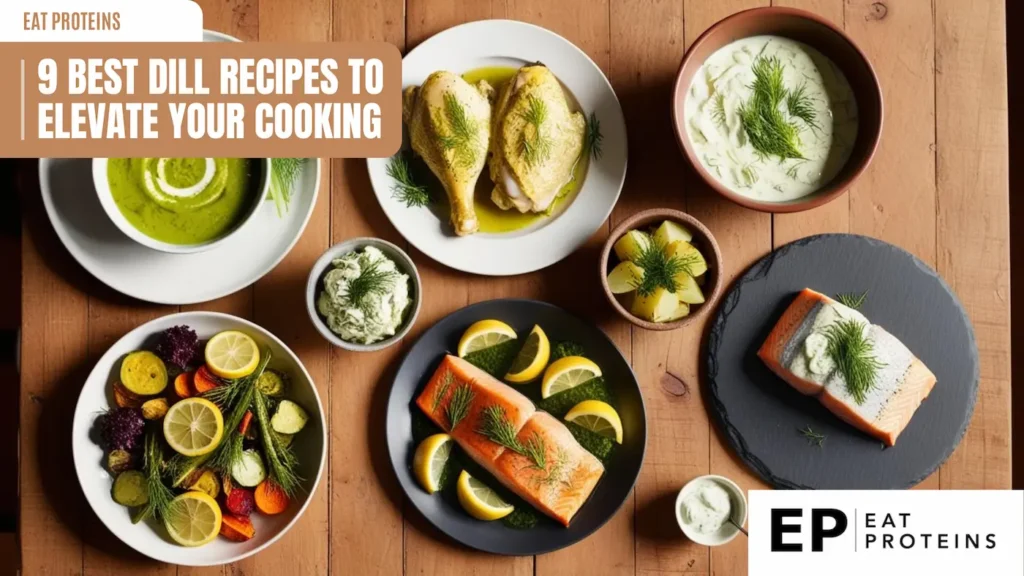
[738,56,805,161]
[432,370,454,412]
[522,433,547,470]
[437,92,480,168]
[386,153,431,208]
[799,426,827,448]
[478,405,522,452]
[346,259,399,315]
[786,83,819,132]
[631,237,699,297]
[445,383,474,431]
[519,95,552,167]
[585,111,604,159]
[131,430,175,524]
[835,291,868,310]
[711,92,727,128]
[785,161,804,180]
[824,319,885,405]
[254,388,302,495]
[269,158,306,217]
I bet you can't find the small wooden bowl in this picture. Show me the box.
[600,209,724,331]
[671,7,883,213]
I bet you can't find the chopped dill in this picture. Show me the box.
[711,92,727,128]
[445,383,474,431]
[740,164,759,187]
[585,111,604,159]
[799,426,827,448]
[386,153,431,208]
[631,236,700,297]
[836,291,868,310]
[519,95,552,167]
[824,319,885,405]
[738,56,805,161]
[785,161,804,180]
[346,259,399,315]
[437,92,480,168]
[786,83,819,132]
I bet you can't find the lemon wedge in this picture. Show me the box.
[504,325,550,383]
[413,433,453,494]
[204,331,260,379]
[163,491,223,547]
[540,356,602,398]
[456,470,514,521]
[457,320,517,357]
[163,398,224,457]
[565,400,624,444]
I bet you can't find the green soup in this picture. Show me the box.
[108,158,260,245]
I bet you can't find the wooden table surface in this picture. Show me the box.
[19,0,1011,574]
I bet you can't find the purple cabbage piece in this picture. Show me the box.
[155,325,201,369]
[98,407,145,452]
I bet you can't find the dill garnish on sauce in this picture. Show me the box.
[824,318,885,405]
[737,56,806,161]
[519,95,553,167]
[346,259,399,315]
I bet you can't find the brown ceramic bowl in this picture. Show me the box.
[600,209,723,331]
[671,7,883,213]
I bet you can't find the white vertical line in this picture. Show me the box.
[20,59,25,141]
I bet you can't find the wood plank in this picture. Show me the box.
[933,0,1011,489]
[19,169,88,575]
[843,0,939,489]
[327,1,406,575]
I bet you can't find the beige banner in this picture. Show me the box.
[0,42,402,157]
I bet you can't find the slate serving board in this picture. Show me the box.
[706,234,978,489]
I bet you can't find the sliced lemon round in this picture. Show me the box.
[163,398,224,457]
[565,400,624,444]
[456,470,514,521]
[457,320,517,357]
[540,356,602,398]
[163,491,222,547]
[204,331,260,379]
[504,325,550,383]
[413,433,453,494]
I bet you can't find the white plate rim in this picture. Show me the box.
[71,311,327,566]
[367,19,628,276]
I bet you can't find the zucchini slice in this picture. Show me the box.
[270,400,308,435]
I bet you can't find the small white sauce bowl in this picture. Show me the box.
[675,474,748,546]
[92,157,271,254]
[306,237,422,352]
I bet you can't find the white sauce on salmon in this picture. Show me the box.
[683,35,858,201]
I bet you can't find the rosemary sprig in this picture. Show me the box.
[799,426,827,448]
[631,237,699,297]
[738,56,805,161]
[585,111,604,159]
[386,153,431,208]
[824,319,885,405]
[786,83,819,132]
[431,370,454,412]
[131,429,174,524]
[835,291,868,310]
[254,388,302,496]
[445,383,474,431]
[519,95,552,167]
[437,92,480,168]
[346,259,399,315]
[269,158,306,217]
[711,92,727,128]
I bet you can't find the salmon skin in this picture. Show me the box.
[416,354,605,525]
[758,288,937,446]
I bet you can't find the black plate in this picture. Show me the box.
[706,234,978,489]
[386,299,646,555]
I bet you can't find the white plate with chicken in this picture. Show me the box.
[367,20,628,276]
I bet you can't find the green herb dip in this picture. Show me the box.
[317,246,411,344]
[107,157,258,245]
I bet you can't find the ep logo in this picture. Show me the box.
[771,508,848,552]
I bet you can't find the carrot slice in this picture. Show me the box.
[254,480,289,515]
[238,411,254,437]
[173,372,194,399]
[193,366,219,394]
[219,514,255,542]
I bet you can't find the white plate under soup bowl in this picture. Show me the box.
[71,312,326,566]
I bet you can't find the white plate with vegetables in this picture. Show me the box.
[72,312,326,566]
[39,30,320,305]
[366,20,628,276]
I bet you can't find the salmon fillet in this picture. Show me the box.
[415,354,605,525]
[759,289,937,446]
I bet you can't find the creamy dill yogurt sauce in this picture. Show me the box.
[317,246,411,344]
[680,480,733,534]
[684,36,858,201]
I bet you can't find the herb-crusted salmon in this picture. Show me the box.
[757,288,937,446]
[416,354,605,525]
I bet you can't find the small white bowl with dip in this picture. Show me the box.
[675,474,748,546]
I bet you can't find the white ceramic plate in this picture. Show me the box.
[367,20,628,276]
[39,30,320,304]
[72,312,326,566]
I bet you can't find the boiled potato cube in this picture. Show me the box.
[653,220,693,247]
[630,287,679,323]
[665,301,690,321]
[613,230,651,262]
[665,240,708,277]
[607,261,644,294]
[674,272,705,304]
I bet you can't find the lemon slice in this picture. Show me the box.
[204,331,260,379]
[163,491,223,547]
[413,433,453,494]
[457,320,517,357]
[504,325,550,383]
[163,398,224,457]
[565,400,624,444]
[456,470,514,521]
[540,356,602,398]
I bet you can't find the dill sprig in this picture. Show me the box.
[431,370,454,412]
[631,236,699,297]
[346,259,399,315]
[786,83,819,132]
[269,158,306,217]
[445,383,474,431]
[824,319,885,405]
[585,111,604,159]
[799,426,827,447]
[437,92,480,168]
[386,153,431,208]
[254,388,302,496]
[519,95,552,167]
[835,291,868,310]
[711,92,727,128]
[738,56,805,161]
[522,433,547,470]
[478,405,547,469]
[131,429,175,524]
